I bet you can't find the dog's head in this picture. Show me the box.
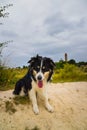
[28,55,55,88]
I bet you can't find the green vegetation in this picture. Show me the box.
[25,126,40,130]
[5,100,17,114]
[53,63,87,83]
[0,61,87,91]
[0,67,27,91]
[31,126,40,130]
[13,96,30,105]
[25,127,29,130]
[0,66,16,90]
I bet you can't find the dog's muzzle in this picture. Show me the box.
[37,75,42,81]
[36,73,44,88]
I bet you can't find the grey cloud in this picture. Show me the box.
[0,0,87,67]
[44,13,87,37]
[0,30,18,38]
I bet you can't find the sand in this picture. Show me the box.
[0,82,87,130]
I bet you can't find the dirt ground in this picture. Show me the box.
[0,82,87,130]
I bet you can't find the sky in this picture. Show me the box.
[0,0,87,67]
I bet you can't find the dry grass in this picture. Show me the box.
[13,95,30,105]
[5,100,17,114]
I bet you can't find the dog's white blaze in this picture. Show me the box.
[40,58,43,69]
[36,58,44,80]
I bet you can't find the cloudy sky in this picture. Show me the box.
[0,0,87,67]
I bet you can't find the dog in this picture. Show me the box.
[13,55,55,114]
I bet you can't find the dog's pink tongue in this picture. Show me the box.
[38,81,43,88]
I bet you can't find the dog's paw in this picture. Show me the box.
[13,91,19,95]
[33,105,39,115]
[46,103,54,113]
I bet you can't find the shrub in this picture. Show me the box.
[0,66,27,91]
[53,63,87,82]
[0,66,16,90]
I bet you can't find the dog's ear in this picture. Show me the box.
[50,60,55,68]
[28,58,34,64]
[27,57,35,67]
[28,54,40,64]
[44,57,55,68]
[49,58,55,68]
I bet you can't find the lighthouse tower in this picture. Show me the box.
[65,53,68,62]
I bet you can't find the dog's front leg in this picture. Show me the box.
[29,89,39,114]
[45,98,54,113]
[43,91,54,112]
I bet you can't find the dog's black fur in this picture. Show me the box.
[13,71,32,95]
[13,55,55,95]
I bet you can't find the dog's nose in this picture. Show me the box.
[37,75,42,81]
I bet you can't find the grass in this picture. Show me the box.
[25,126,40,130]
[13,96,30,105]
[31,126,40,130]
[0,84,14,91]
[0,67,27,91]
[5,100,17,114]
[5,96,30,114]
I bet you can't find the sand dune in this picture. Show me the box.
[0,82,87,130]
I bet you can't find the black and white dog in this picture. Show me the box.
[13,55,55,114]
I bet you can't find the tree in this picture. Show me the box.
[0,4,12,18]
[68,59,76,65]
[0,42,7,65]
[0,41,13,66]
[0,4,14,87]
[0,4,13,66]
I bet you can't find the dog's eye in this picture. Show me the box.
[42,66,49,72]
[37,66,40,69]
[42,66,45,69]
[43,66,45,69]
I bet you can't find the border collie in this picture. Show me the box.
[13,55,55,114]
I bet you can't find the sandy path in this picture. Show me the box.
[0,82,87,130]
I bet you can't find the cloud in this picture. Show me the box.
[0,30,18,38]
[0,0,87,67]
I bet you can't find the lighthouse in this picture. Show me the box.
[65,53,68,62]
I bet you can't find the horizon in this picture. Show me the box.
[0,0,87,67]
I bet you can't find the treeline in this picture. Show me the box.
[55,59,87,72]
[17,59,87,70]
